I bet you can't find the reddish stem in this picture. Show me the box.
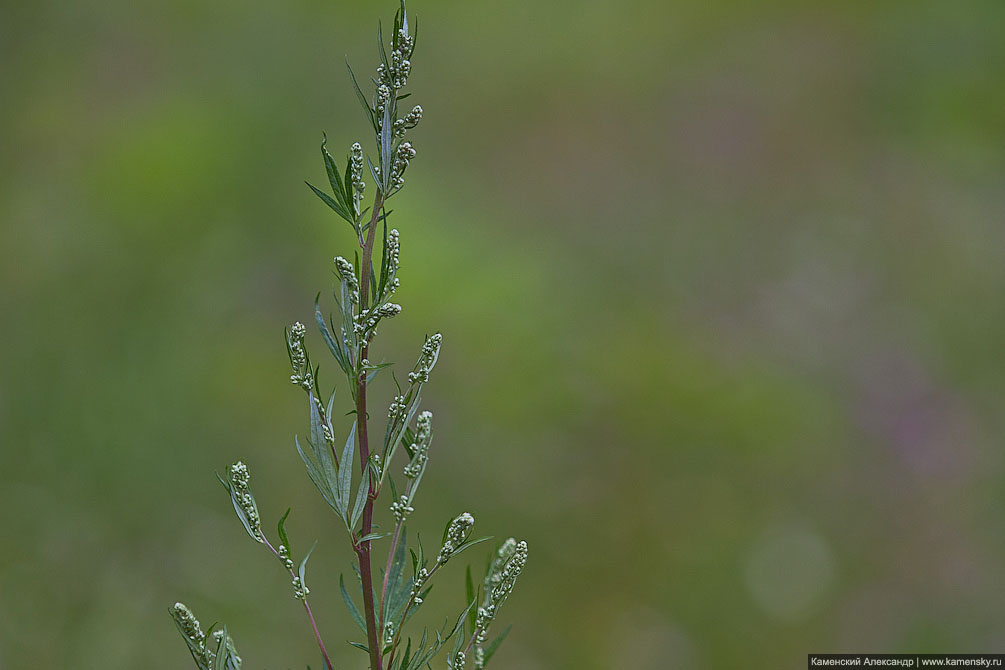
[261,534,335,670]
[355,194,386,670]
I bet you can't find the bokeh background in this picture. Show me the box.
[3,0,1005,668]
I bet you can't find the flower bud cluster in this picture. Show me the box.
[393,105,423,138]
[404,104,422,127]
[485,538,517,591]
[388,393,407,419]
[403,410,431,478]
[288,322,312,389]
[474,646,485,669]
[450,650,466,669]
[410,566,429,604]
[390,493,414,522]
[381,228,401,300]
[390,141,416,190]
[385,277,400,298]
[278,544,295,571]
[387,228,400,274]
[230,461,262,541]
[171,602,215,668]
[278,544,309,599]
[354,302,402,341]
[377,28,415,91]
[376,84,392,117]
[172,602,206,646]
[438,512,474,564]
[292,574,309,600]
[475,540,528,642]
[334,256,360,305]
[408,332,441,384]
[490,540,528,605]
[350,142,365,202]
[383,620,395,646]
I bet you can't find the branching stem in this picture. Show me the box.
[384,560,443,668]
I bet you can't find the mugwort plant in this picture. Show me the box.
[170,3,528,668]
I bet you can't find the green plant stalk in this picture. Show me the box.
[354,194,386,670]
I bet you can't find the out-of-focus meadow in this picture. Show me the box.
[3,0,1005,667]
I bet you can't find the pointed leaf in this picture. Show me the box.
[451,536,493,560]
[298,541,318,590]
[278,508,291,551]
[296,435,338,512]
[350,467,369,530]
[316,299,349,374]
[340,574,367,633]
[306,181,352,222]
[321,135,350,211]
[346,59,377,131]
[465,565,477,631]
[359,532,391,542]
[481,624,512,667]
[338,421,358,521]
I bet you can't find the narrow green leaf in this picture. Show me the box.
[309,391,325,457]
[338,421,358,522]
[451,536,493,559]
[306,181,352,222]
[359,532,391,543]
[214,627,227,670]
[388,574,414,624]
[377,21,389,72]
[386,527,408,604]
[349,467,369,530]
[345,59,377,131]
[401,637,412,670]
[321,135,350,211]
[295,435,338,512]
[380,104,392,187]
[377,217,389,298]
[449,618,465,665]
[340,574,367,633]
[277,508,291,551]
[317,299,349,374]
[309,392,341,514]
[465,565,477,631]
[343,154,353,212]
[298,541,318,589]
[481,624,512,667]
[366,155,381,192]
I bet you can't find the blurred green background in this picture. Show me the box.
[3,0,1005,668]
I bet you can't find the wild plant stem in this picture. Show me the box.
[384,560,443,668]
[356,193,387,670]
[260,534,335,670]
[303,600,335,670]
[461,625,482,658]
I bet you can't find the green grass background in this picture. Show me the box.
[3,0,1005,668]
